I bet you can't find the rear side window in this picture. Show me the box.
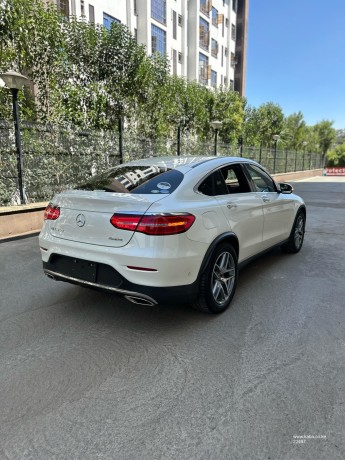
[77,165,184,194]
[198,170,228,196]
[198,164,250,196]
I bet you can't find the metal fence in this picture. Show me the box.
[0,121,323,206]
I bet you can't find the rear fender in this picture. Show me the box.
[198,232,239,277]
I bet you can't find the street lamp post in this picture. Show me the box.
[272,134,280,174]
[210,120,223,156]
[0,70,30,205]
[177,125,181,156]
[118,116,123,164]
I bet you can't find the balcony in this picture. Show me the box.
[200,0,212,16]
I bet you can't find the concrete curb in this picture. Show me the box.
[0,169,323,241]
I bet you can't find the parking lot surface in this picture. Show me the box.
[1,177,345,459]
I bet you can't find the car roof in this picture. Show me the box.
[123,155,258,172]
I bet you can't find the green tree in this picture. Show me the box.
[326,143,345,167]
[0,0,66,119]
[212,88,245,144]
[314,120,336,165]
[243,102,284,147]
[335,129,345,146]
[281,112,306,150]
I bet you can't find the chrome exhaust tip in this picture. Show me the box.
[124,295,156,306]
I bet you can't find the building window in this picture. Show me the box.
[231,52,236,67]
[225,47,228,57]
[224,76,228,86]
[89,4,95,24]
[232,0,238,13]
[199,52,209,85]
[200,0,211,16]
[199,17,209,50]
[173,10,177,39]
[178,14,183,26]
[225,18,229,27]
[211,7,218,27]
[151,24,166,55]
[134,0,138,15]
[230,79,234,90]
[211,70,217,88]
[178,52,182,63]
[211,38,218,58]
[231,24,236,41]
[221,45,224,66]
[57,0,69,16]
[80,0,85,16]
[152,0,166,25]
[103,13,120,30]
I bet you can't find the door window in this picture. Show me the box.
[220,164,251,193]
[245,164,277,193]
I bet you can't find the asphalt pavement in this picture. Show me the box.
[0,176,345,460]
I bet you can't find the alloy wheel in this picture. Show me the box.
[294,215,305,249]
[211,251,236,305]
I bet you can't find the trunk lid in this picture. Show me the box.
[49,190,165,247]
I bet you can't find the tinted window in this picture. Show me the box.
[246,164,276,192]
[77,165,184,195]
[198,170,228,196]
[199,164,251,196]
[220,164,251,193]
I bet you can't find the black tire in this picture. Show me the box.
[192,243,238,314]
[281,210,306,253]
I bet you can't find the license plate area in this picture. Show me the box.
[51,256,97,282]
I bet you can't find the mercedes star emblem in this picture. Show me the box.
[76,214,86,227]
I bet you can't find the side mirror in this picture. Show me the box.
[279,182,294,194]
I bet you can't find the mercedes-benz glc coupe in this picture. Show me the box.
[39,156,306,313]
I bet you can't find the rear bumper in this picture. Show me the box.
[39,229,205,288]
[43,256,198,305]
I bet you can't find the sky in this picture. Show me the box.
[245,0,345,129]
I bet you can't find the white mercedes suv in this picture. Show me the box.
[39,156,306,313]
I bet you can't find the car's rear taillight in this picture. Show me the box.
[110,213,195,235]
[110,214,141,231]
[44,204,60,220]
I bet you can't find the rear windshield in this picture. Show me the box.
[76,165,184,195]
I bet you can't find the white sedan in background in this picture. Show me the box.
[39,156,306,313]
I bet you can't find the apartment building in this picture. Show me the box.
[55,0,248,96]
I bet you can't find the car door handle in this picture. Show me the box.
[261,195,270,202]
[227,202,237,209]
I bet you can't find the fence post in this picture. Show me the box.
[294,150,298,171]
[118,117,123,164]
[259,143,262,163]
[239,136,243,157]
[309,153,312,170]
[273,146,277,174]
[177,126,181,156]
[285,149,288,173]
[11,88,26,204]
